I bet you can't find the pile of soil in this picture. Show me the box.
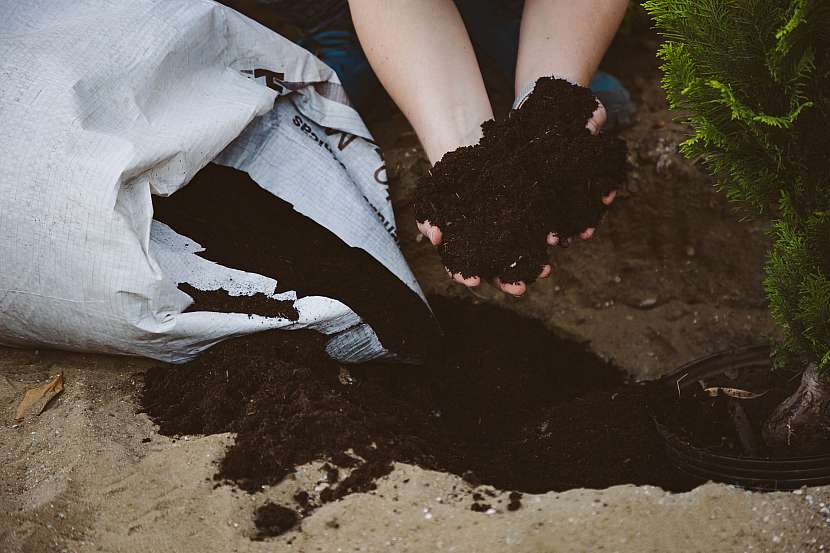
[142,296,701,535]
[414,77,627,283]
[153,163,439,363]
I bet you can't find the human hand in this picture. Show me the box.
[548,100,617,247]
[417,99,617,297]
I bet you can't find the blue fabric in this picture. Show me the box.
[298,30,379,110]
[454,0,521,81]
[589,71,636,131]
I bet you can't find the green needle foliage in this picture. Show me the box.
[643,0,830,371]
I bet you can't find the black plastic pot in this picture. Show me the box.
[653,345,830,490]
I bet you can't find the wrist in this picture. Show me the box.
[420,104,491,165]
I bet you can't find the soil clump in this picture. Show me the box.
[253,502,298,539]
[414,77,627,283]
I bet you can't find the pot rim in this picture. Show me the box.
[653,345,830,464]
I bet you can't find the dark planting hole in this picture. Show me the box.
[143,295,701,500]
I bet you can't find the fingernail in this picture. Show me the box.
[586,121,598,135]
[507,285,526,297]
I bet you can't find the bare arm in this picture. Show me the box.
[516,0,629,93]
[350,0,627,297]
[348,0,494,165]
[513,0,625,262]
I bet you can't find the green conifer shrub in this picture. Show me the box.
[643,0,830,373]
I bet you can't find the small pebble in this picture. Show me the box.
[638,298,658,309]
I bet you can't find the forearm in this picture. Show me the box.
[516,0,628,93]
[348,0,493,164]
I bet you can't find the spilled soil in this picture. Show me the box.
[414,77,627,283]
[178,283,300,321]
[153,163,439,363]
[142,296,701,534]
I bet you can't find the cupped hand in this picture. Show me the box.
[547,100,616,247]
[419,99,616,297]
[417,218,552,296]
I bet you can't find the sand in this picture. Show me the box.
[2,346,829,552]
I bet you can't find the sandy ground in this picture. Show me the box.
[3,22,828,553]
[2,348,830,553]
[0,344,830,553]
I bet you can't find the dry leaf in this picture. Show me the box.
[15,372,64,421]
[703,386,767,400]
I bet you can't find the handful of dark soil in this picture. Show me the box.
[414,77,627,283]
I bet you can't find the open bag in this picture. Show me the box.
[0,0,426,363]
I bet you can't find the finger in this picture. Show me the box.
[546,233,560,246]
[452,272,480,287]
[416,220,443,246]
[429,226,443,246]
[586,101,608,136]
[579,228,595,241]
[495,278,526,297]
[602,190,617,205]
[538,265,552,279]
